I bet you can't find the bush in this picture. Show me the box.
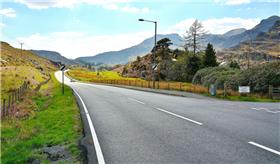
[228,61,280,93]
[193,61,280,93]
[192,67,239,89]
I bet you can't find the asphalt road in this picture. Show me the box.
[55,71,280,163]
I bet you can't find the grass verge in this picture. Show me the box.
[1,72,83,163]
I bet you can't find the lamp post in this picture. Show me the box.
[138,18,157,89]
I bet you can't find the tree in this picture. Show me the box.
[229,60,240,69]
[152,37,172,53]
[154,38,173,80]
[203,43,218,67]
[184,20,207,55]
[185,54,202,82]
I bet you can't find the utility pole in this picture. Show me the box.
[20,42,24,56]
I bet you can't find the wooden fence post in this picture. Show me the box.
[141,81,143,88]
[223,83,227,97]
[8,96,11,116]
[179,83,182,91]
[2,99,6,117]
[167,83,170,90]
[269,85,273,98]
[18,88,20,100]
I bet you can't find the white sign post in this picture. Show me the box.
[60,65,66,94]
[238,86,250,93]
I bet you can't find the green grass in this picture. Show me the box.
[1,73,83,163]
[67,69,142,81]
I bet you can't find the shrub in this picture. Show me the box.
[193,61,280,93]
[192,67,239,89]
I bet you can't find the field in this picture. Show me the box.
[1,73,83,163]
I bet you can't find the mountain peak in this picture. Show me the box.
[223,28,246,37]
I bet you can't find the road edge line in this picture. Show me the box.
[248,141,280,156]
[73,89,106,164]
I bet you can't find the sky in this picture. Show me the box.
[0,0,279,59]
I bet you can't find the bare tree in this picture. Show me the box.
[184,20,207,55]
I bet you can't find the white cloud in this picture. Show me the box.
[166,17,260,35]
[0,23,6,28]
[121,5,149,13]
[12,31,153,59]
[214,0,251,5]
[0,8,16,17]
[14,0,150,13]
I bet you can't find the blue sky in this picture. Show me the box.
[0,0,279,59]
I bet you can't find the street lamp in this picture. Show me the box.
[138,18,157,89]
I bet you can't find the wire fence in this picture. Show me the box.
[70,76,279,99]
[78,79,210,94]
[1,82,28,118]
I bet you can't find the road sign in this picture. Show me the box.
[209,84,217,96]
[60,65,66,71]
[239,86,250,93]
[152,64,158,70]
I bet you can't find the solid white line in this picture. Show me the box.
[248,141,280,156]
[154,107,203,126]
[128,98,146,105]
[73,89,106,164]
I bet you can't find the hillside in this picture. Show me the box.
[224,20,280,63]
[31,50,79,65]
[76,16,279,65]
[204,15,280,48]
[76,33,183,65]
[0,41,57,97]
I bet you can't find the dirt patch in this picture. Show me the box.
[41,145,72,163]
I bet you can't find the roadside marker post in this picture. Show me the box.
[60,65,66,95]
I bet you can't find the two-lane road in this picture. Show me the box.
[55,71,280,163]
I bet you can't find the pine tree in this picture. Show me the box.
[203,43,218,67]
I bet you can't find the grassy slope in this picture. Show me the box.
[0,42,56,99]
[1,73,83,163]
